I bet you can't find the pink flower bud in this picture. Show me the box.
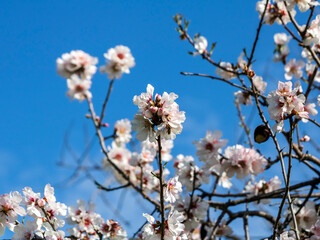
[300,135,310,142]
[149,106,158,113]
[37,199,46,207]
[155,94,161,102]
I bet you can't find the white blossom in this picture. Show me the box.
[132,84,185,142]
[194,36,208,54]
[12,220,39,240]
[234,90,252,105]
[253,75,267,93]
[215,62,236,80]
[0,191,26,236]
[164,176,182,203]
[66,74,92,101]
[287,0,311,12]
[174,195,208,231]
[193,130,228,165]
[142,209,186,239]
[100,45,135,79]
[267,81,308,132]
[256,0,296,25]
[221,145,267,179]
[244,176,281,204]
[57,50,98,79]
[284,59,305,80]
[114,119,132,144]
[274,33,291,45]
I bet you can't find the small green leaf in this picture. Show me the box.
[209,42,217,55]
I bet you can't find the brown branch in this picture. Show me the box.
[181,72,267,101]
[208,178,320,207]
[235,101,254,148]
[157,137,165,240]
[99,79,115,125]
[247,0,269,67]
[226,210,276,226]
[94,181,130,192]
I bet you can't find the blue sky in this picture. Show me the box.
[1,1,319,238]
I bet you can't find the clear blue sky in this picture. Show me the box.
[1,1,319,238]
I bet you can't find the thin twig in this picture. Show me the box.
[235,101,254,148]
[99,79,115,125]
[157,137,165,240]
[94,181,130,192]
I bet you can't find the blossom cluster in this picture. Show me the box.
[47,3,320,238]
[132,84,186,142]
[56,46,135,101]
[267,81,309,132]
[0,185,127,240]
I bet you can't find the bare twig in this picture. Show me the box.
[157,137,165,240]
[99,79,115,125]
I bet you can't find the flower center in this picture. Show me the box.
[117,53,125,60]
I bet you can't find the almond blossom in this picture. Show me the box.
[280,230,296,240]
[104,142,132,168]
[292,201,318,230]
[274,33,291,45]
[287,0,310,12]
[217,172,233,189]
[42,184,68,230]
[174,154,210,192]
[164,176,183,203]
[194,36,208,54]
[44,230,66,240]
[302,103,318,122]
[244,176,281,204]
[132,84,185,142]
[100,45,135,79]
[256,0,296,25]
[237,52,249,71]
[141,139,174,162]
[0,192,26,236]
[253,75,267,92]
[274,33,291,62]
[67,200,104,239]
[215,62,236,80]
[284,59,305,80]
[204,220,233,239]
[114,118,132,144]
[267,81,308,132]
[306,63,320,82]
[66,74,92,101]
[221,145,267,179]
[305,15,320,45]
[100,219,128,240]
[234,90,252,105]
[142,209,186,240]
[57,50,98,79]
[174,195,208,231]
[193,130,228,166]
[11,220,39,240]
[311,219,320,240]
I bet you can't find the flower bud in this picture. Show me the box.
[300,135,310,142]
[254,125,270,143]
[37,199,46,207]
